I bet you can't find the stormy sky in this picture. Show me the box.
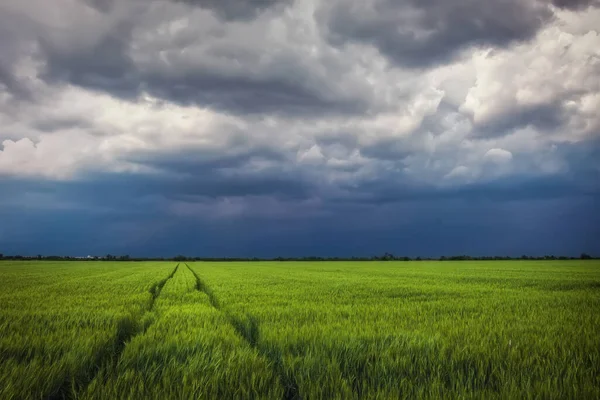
[0,0,599,257]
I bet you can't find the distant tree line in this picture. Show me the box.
[0,252,596,261]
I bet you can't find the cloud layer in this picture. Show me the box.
[0,0,599,255]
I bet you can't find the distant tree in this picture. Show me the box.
[0,253,3,259]
[581,253,592,260]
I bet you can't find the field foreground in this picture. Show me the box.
[0,260,598,399]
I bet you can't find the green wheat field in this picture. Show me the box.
[0,260,598,399]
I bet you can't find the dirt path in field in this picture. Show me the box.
[47,264,180,400]
[185,263,301,400]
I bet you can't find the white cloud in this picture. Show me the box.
[297,145,325,165]
[445,165,471,180]
[461,9,600,139]
[0,134,102,179]
[484,148,513,164]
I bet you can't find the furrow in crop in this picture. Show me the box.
[185,263,301,400]
[46,264,179,400]
[228,313,301,400]
[185,263,220,309]
[148,263,179,311]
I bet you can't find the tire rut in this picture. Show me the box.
[185,263,301,400]
[47,264,180,400]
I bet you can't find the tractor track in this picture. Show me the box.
[185,263,301,400]
[46,264,179,400]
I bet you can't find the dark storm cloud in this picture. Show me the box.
[83,0,290,19]
[318,0,553,68]
[2,139,599,257]
[556,138,600,185]
[2,0,597,120]
[1,160,314,205]
[38,24,140,98]
[83,0,115,13]
[470,103,568,138]
[160,166,315,200]
[334,173,600,206]
[328,139,600,204]
[0,15,34,101]
[0,0,376,118]
[131,148,286,173]
[0,66,31,102]
[143,73,365,116]
[173,0,291,20]
[5,0,591,121]
[551,0,600,9]
[128,143,289,174]
[2,175,598,257]
[3,138,597,213]
[32,117,94,134]
[32,22,364,117]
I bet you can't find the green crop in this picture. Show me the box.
[82,264,282,400]
[0,260,598,399]
[0,261,173,399]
